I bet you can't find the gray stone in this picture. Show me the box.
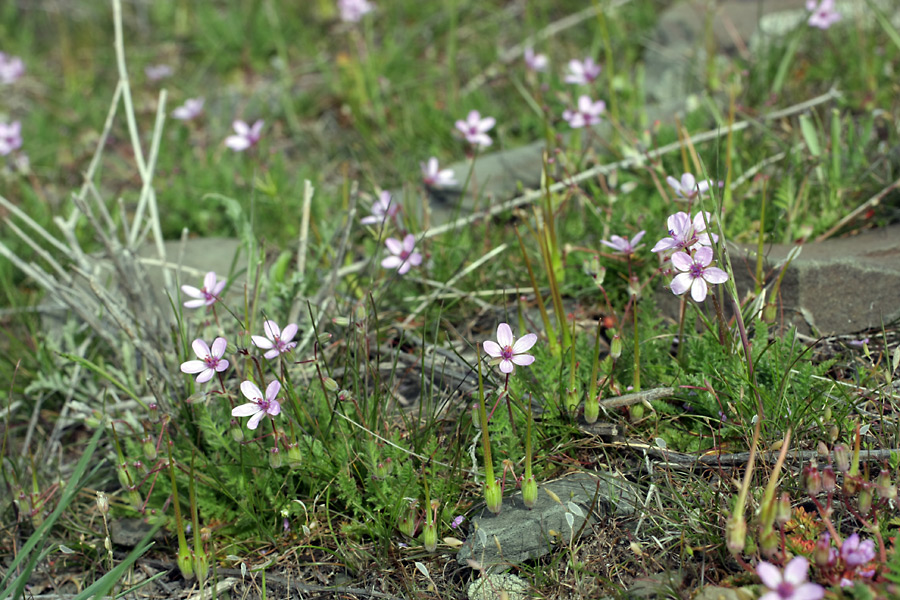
[457,471,638,572]
[467,573,532,600]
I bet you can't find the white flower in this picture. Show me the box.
[455,110,496,148]
[172,98,204,121]
[225,119,264,152]
[421,157,457,187]
[251,320,298,360]
[232,380,282,430]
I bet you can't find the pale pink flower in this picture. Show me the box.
[361,191,400,225]
[651,211,718,254]
[144,64,173,81]
[601,231,645,255]
[180,337,229,383]
[338,0,374,22]
[806,0,841,29]
[0,52,25,84]
[562,95,606,129]
[181,271,226,308]
[382,234,422,275]
[666,172,713,200]
[524,47,548,72]
[669,246,729,302]
[0,121,22,156]
[564,57,601,85]
[455,110,495,148]
[232,380,282,430]
[172,98,205,121]
[421,157,457,187]
[483,323,537,374]
[225,119,264,152]
[252,320,298,360]
[840,533,876,567]
[757,557,824,600]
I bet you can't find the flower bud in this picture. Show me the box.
[96,492,110,515]
[760,529,779,558]
[609,335,623,360]
[817,441,829,458]
[148,403,160,424]
[584,395,599,424]
[398,499,418,537]
[858,483,873,515]
[822,466,836,493]
[373,458,392,480]
[823,407,832,422]
[725,514,746,556]
[422,521,437,552]
[269,447,283,469]
[829,425,839,443]
[322,377,339,392]
[775,492,792,526]
[762,302,777,324]
[565,388,579,412]
[815,533,835,567]
[833,444,850,473]
[876,469,897,500]
[230,419,244,443]
[485,478,503,515]
[142,436,157,462]
[332,316,351,327]
[630,404,645,421]
[317,332,332,344]
[177,541,194,579]
[287,443,302,469]
[803,464,822,496]
[522,475,538,509]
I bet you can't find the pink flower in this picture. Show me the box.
[361,191,400,225]
[651,211,718,254]
[382,234,422,275]
[252,320,298,359]
[483,323,537,374]
[0,121,22,156]
[564,57,601,85]
[669,247,729,302]
[455,110,495,148]
[421,157,457,187]
[144,64,173,81]
[757,557,825,600]
[524,47,548,72]
[172,98,205,121]
[180,337,229,383]
[601,231,645,255]
[562,95,606,129]
[806,0,841,29]
[450,515,465,529]
[181,271,226,308]
[666,172,713,200]
[338,0,374,22]
[0,52,25,84]
[840,533,876,567]
[232,380,282,430]
[225,119,264,152]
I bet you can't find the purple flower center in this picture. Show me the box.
[204,355,219,368]
[776,582,795,598]
[688,262,705,278]
[500,345,514,361]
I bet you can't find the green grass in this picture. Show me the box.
[2,0,900,598]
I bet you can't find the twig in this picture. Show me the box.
[600,387,677,409]
[815,175,900,241]
[297,179,314,279]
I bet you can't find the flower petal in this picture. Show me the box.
[191,338,211,359]
[382,256,403,269]
[693,246,713,266]
[247,410,265,430]
[232,402,261,417]
[385,237,403,255]
[690,278,708,302]
[240,380,262,401]
[211,337,228,358]
[225,135,251,151]
[670,273,693,296]
[180,360,206,374]
[671,252,693,272]
[496,323,513,347]
[483,340,502,358]
[181,285,202,298]
[280,323,298,343]
[183,298,207,308]
[215,359,230,372]
[251,335,274,350]
[512,333,537,354]
[703,267,729,284]
[263,320,281,340]
[195,368,214,383]
[265,380,281,401]
[266,399,282,416]
[203,271,217,290]
[783,557,810,585]
[499,359,514,374]
[511,354,535,367]
[756,562,783,589]
[264,348,280,360]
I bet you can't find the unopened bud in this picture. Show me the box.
[760,529,779,558]
[332,316,351,327]
[287,443,302,469]
[814,533,835,567]
[522,476,538,509]
[317,332,332,344]
[177,542,194,579]
[422,521,437,552]
[485,478,503,515]
[230,419,244,443]
[148,403,160,424]
[584,395,599,424]
[876,469,897,500]
[269,447,283,469]
[471,404,482,430]
[804,465,822,496]
[859,483,873,515]
[630,404,645,421]
[817,441,829,457]
[565,388,579,412]
[610,335,623,360]
[142,437,157,462]
[829,425,839,443]
[725,514,746,556]
[373,458,393,480]
[822,466,836,493]
[833,444,850,473]
[775,492,792,526]
[96,492,110,515]
[763,302,777,324]
[200,526,211,542]
[398,499,418,537]
[322,377,339,392]
[823,407,832,422]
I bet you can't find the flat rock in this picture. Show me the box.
[457,471,638,573]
